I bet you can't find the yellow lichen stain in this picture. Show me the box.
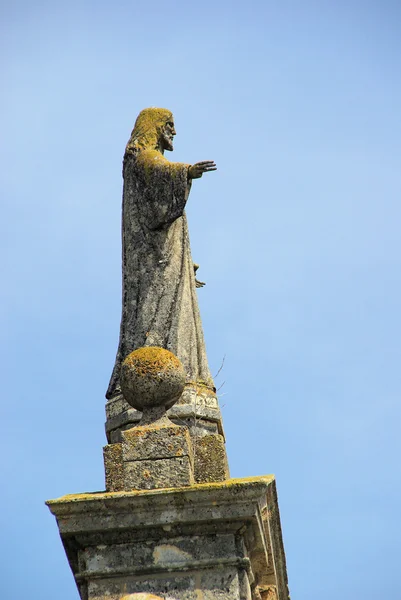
[125,107,173,156]
[195,572,203,600]
[122,346,182,380]
[187,379,216,394]
[123,107,190,182]
[194,435,229,484]
[153,544,192,565]
[143,470,151,479]
[46,475,276,506]
[133,148,189,183]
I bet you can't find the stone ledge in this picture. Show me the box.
[105,386,220,421]
[75,557,251,581]
[47,476,275,509]
[105,405,224,438]
[47,476,289,600]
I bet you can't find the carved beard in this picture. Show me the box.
[160,128,174,151]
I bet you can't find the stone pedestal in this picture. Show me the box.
[47,476,289,600]
[106,385,225,442]
[105,384,229,485]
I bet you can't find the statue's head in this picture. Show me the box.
[125,107,175,157]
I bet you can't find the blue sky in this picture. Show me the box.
[2,1,401,598]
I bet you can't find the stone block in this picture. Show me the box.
[81,533,237,574]
[87,568,240,599]
[105,393,132,420]
[122,423,192,462]
[178,383,219,409]
[123,456,194,490]
[193,434,229,484]
[105,383,226,444]
[103,443,124,492]
[105,422,195,491]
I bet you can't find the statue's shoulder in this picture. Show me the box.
[136,149,168,168]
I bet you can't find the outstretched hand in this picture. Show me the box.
[188,160,217,179]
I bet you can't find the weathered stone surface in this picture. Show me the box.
[103,421,196,491]
[87,568,241,600]
[193,434,229,484]
[104,380,229,486]
[107,415,220,445]
[121,595,164,600]
[105,397,223,442]
[106,416,229,490]
[103,443,124,492]
[178,383,220,410]
[46,476,290,600]
[122,424,192,462]
[121,347,186,412]
[124,456,194,490]
[259,586,278,600]
[105,382,228,483]
[106,383,221,422]
[82,533,237,573]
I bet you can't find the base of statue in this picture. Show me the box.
[47,476,289,600]
[105,383,229,484]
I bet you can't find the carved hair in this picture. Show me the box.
[125,107,173,158]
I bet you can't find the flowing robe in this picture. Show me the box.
[106,149,214,399]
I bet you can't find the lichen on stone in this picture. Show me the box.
[135,148,189,182]
[123,346,182,380]
[194,434,229,484]
[125,107,173,157]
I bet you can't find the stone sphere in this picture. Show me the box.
[120,346,186,411]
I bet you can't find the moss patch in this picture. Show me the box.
[122,346,182,380]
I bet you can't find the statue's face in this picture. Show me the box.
[160,119,176,151]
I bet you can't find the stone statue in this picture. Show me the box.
[107,107,217,401]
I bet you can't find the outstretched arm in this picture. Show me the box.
[188,160,217,179]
